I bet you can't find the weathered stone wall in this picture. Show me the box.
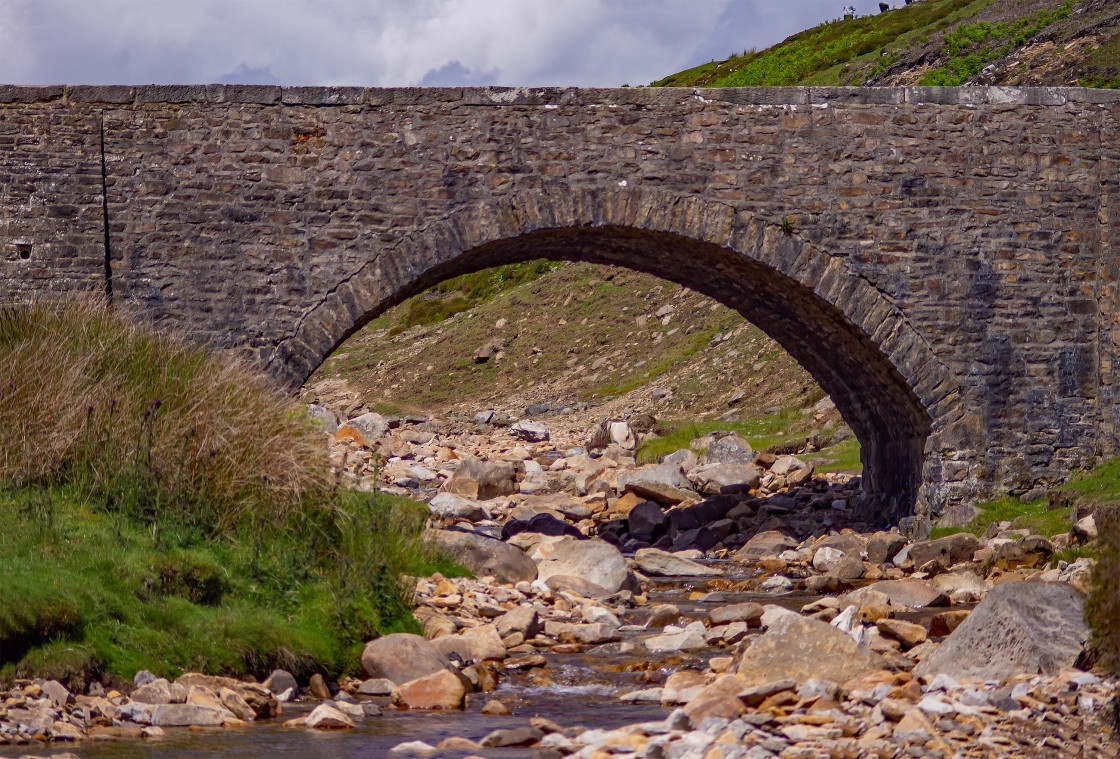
[1,84,1118,520]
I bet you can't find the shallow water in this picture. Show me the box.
[1,568,870,758]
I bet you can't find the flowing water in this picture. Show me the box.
[1,566,929,758]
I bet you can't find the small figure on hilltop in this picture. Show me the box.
[843,5,856,20]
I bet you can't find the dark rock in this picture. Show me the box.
[866,532,907,565]
[433,529,538,583]
[524,403,550,416]
[501,513,583,540]
[909,533,981,569]
[627,501,667,540]
[263,669,298,696]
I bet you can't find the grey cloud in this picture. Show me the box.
[0,1,881,88]
[419,61,500,87]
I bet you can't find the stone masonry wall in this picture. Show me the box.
[1,84,1118,519]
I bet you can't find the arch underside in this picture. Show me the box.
[280,220,943,522]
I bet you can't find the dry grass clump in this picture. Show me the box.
[0,298,329,535]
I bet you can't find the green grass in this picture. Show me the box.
[1060,457,1120,503]
[919,2,1071,85]
[652,0,992,88]
[635,407,819,465]
[814,436,862,474]
[929,494,1071,539]
[387,260,561,334]
[0,485,448,689]
[0,300,460,689]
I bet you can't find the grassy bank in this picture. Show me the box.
[0,300,449,690]
[653,0,1116,89]
[635,410,861,474]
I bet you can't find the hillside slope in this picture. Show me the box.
[303,262,821,425]
[653,0,1119,89]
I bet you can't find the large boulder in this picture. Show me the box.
[361,633,454,686]
[846,580,949,609]
[634,548,721,577]
[731,615,882,686]
[391,669,467,710]
[535,537,637,594]
[430,625,507,664]
[731,531,798,563]
[616,463,697,505]
[698,434,755,466]
[913,581,1090,682]
[688,463,762,496]
[432,529,537,584]
[908,533,981,569]
[442,458,518,500]
[428,492,487,522]
[510,420,550,442]
[337,412,390,446]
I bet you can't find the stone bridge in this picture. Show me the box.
[2,83,1119,521]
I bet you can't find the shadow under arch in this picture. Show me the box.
[270,188,962,522]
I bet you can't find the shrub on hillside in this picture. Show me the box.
[0,298,329,536]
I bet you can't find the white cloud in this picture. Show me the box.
[0,0,878,88]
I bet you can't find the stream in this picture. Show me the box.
[0,566,950,758]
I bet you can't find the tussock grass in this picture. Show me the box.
[0,298,329,536]
[0,299,452,687]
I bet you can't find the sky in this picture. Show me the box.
[0,1,895,88]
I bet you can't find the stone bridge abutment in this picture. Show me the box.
[2,83,1118,520]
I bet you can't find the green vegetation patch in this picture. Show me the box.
[385,260,561,335]
[635,404,853,466]
[653,0,989,88]
[0,300,456,688]
[920,2,1072,85]
[929,494,1070,540]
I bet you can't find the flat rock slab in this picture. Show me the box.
[852,580,949,609]
[634,548,722,577]
[150,704,232,727]
[913,581,1089,682]
[432,529,537,584]
[731,531,798,563]
[732,615,883,686]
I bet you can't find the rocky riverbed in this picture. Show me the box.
[4,406,1115,758]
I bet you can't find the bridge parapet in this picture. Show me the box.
[2,83,1119,107]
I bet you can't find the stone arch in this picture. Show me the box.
[269,186,963,520]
